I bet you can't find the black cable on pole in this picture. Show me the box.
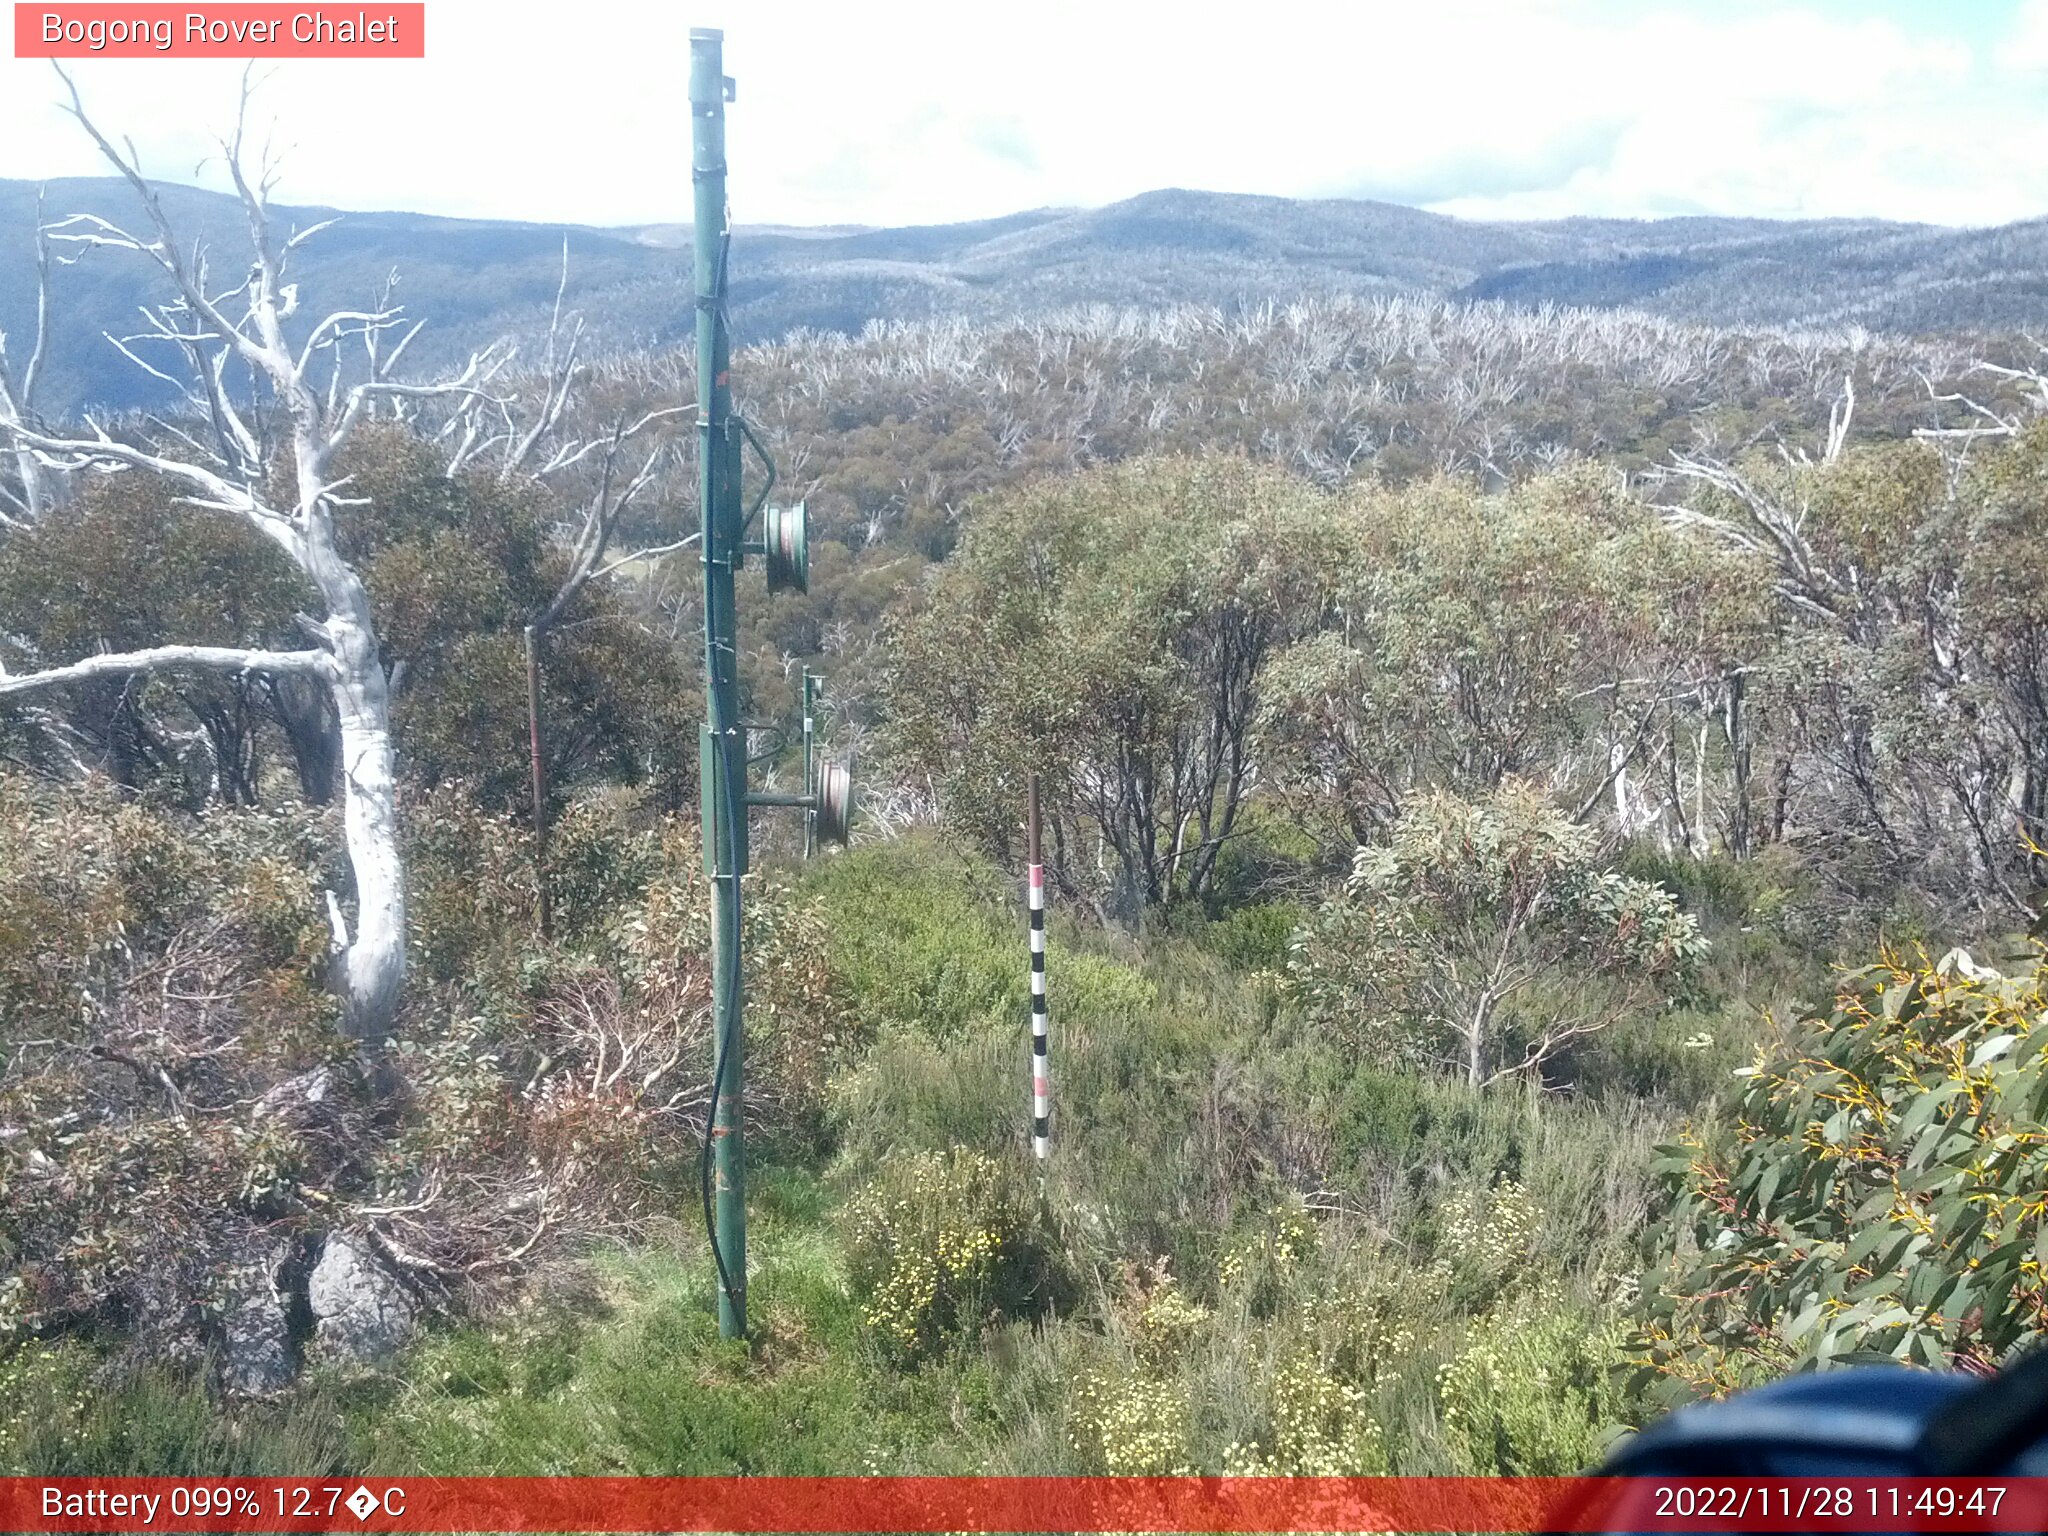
[699,721,744,1320]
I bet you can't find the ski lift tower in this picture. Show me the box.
[690,27,852,1342]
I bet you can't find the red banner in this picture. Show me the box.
[4,1476,2048,1532]
[13,5,425,58]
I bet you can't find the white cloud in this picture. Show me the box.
[0,0,2038,229]
[2007,0,2048,72]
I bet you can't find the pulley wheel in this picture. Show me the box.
[815,761,853,846]
[764,500,809,595]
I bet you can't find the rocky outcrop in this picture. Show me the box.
[306,1232,417,1366]
[218,1241,297,1395]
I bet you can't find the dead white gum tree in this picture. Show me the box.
[0,185,54,527]
[0,71,508,1043]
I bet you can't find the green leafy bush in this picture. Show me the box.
[885,456,1340,916]
[806,839,1025,1040]
[346,429,696,814]
[1631,942,2048,1406]
[1068,1371,1193,1475]
[402,781,538,995]
[841,1147,1061,1360]
[1440,1297,1621,1474]
[547,788,668,956]
[1206,902,1301,974]
[1288,781,1706,1087]
[0,475,305,806]
[807,837,1156,1044]
[1223,1281,1408,1475]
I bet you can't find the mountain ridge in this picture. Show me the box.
[4,177,2045,418]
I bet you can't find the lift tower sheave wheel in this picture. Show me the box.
[689,24,748,1344]
[815,762,854,847]
[690,30,847,1344]
[763,500,810,595]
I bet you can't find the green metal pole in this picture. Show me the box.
[691,25,746,1341]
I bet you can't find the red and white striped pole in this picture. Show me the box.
[1027,772,1051,1162]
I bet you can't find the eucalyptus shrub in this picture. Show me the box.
[1631,942,2048,1406]
[1289,781,1706,1087]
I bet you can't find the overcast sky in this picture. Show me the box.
[2,0,2044,230]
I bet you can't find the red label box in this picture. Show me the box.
[14,4,425,57]
[7,1476,2048,1533]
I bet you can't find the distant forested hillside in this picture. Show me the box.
[5,177,2047,418]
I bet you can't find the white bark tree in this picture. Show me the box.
[0,185,54,526]
[0,73,502,1043]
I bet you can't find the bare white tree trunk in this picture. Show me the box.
[0,185,53,527]
[326,574,406,1037]
[1465,992,1491,1089]
[1610,740,1635,837]
[1693,715,1709,857]
[0,73,509,1043]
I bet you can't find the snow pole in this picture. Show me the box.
[1027,773,1051,1163]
